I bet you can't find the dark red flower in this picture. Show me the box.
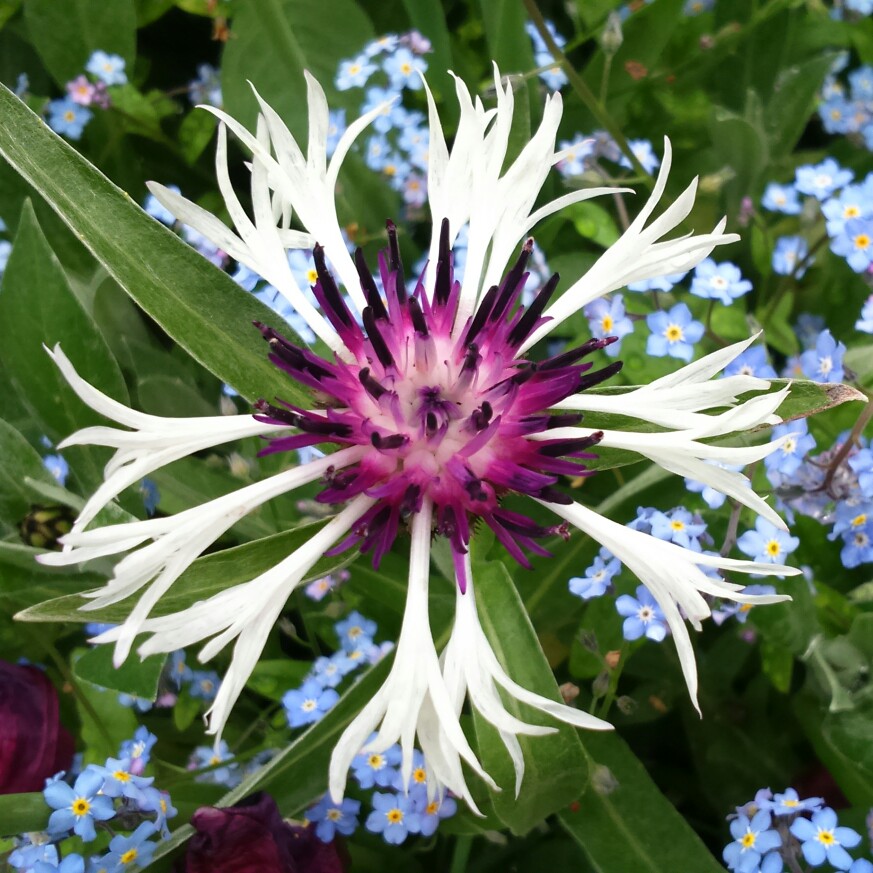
[0,659,74,794]
[183,792,346,873]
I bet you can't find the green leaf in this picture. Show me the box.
[794,694,873,807]
[559,732,725,873]
[0,417,57,527]
[178,108,217,164]
[774,379,866,423]
[74,644,165,701]
[221,0,374,134]
[0,200,128,488]
[23,0,136,87]
[0,793,50,838]
[149,657,392,864]
[73,658,139,764]
[247,658,312,701]
[471,559,589,835]
[475,0,535,75]
[0,83,305,405]
[571,200,620,249]
[764,54,839,158]
[15,518,351,623]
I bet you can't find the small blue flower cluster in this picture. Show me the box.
[334,32,431,213]
[761,159,873,329]
[524,20,568,90]
[305,568,351,601]
[188,63,222,107]
[282,610,393,729]
[44,50,127,141]
[9,727,175,873]
[724,787,869,872]
[305,741,457,845]
[818,56,873,148]
[556,130,660,178]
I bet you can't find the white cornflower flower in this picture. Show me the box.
[39,66,799,807]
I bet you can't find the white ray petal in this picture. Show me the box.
[538,498,796,710]
[328,500,495,809]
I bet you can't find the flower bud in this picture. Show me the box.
[0,660,74,793]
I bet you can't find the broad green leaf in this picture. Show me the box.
[559,732,725,873]
[476,0,535,76]
[709,101,768,217]
[0,793,51,837]
[221,0,374,134]
[149,658,392,864]
[73,656,139,764]
[0,82,305,405]
[0,200,128,488]
[775,379,866,422]
[74,644,166,701]
[247,658,312,701]
[15,519,351,623]
[23,0,136,87]
[794,693,873,808]
[0,417,56,527]
[471,559,589,834]
[571,200,621,249]
[178,108,217,164]
[765,54,840,157]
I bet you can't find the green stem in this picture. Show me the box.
[521,0,654,191]
[450,835,474,873]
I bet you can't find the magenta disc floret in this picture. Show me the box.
[254,219,621,590]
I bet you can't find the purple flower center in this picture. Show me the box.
[254,219,621,589]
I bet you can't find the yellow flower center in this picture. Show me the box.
[387,808,404,824]
[412,767,427,783]
[349,64,361,75]
[854,233,870,250]
[741,832,756,848]
[818,829,835,846]
[845,205,860,218]
[209,755,222,766]
[783,798,799,807]
[368,753,384,769]
[670,520,685,531]
[120,848,138,865]
[665,324,684,343]
[401,62,412,75]
[327,808,343,821]
[853,513,867,527]
[113,770,131,783]
[64,111,76,122]
[765,540,781,557]
[72,798,91,816]
[348,625,362,639]
[301,698,317,712]
[426,801,440,815]
[306,268,318,284]
[601,314,614,332]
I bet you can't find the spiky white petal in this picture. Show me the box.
[95,495,376,741]
[40,446,366,665]
[520,140,739,353]
[328,501,495,810]
[441,555,611,796]
[537,498,796,710]
[45,344,288,534]
[554,335,780,429]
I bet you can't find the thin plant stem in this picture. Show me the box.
[521,0,655,192]
[450,835,474,873]
[820,394,873,493]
